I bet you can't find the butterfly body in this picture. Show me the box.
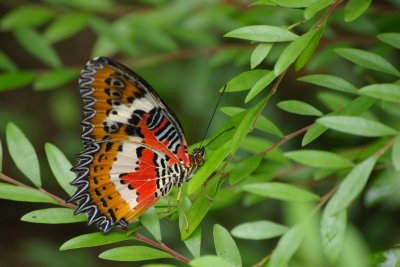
[69,57,204,233]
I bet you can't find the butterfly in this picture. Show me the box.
[68,57,205,233]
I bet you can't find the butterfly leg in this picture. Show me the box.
[201,182,214,202]
[176,187,190,231]
[163,196,171,213]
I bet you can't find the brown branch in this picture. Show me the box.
[311,186,339,216]
[373,136,398,157]
[313,0,342,30]
[259,124,312,155]
[0,172,191,263]
[251,253,272,267]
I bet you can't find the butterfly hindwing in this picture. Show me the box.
[70,57,191,232]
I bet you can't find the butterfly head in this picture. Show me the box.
[191,148,205,166]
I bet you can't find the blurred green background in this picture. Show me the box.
[0,0,400,266]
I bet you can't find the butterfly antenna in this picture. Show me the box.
[199,84,227,149]
[203,126,235,148]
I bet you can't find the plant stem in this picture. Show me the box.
[313,0,342,29]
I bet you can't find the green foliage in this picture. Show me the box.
[1,1,399,266]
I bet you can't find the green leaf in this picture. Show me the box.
[245,71,277,103]
[344,0,372,22]
[33,69,78,91]
[231,220,288,240]
[229,154,263,184]
[251,43,273,69]
[364,168,400,206]
[242,182,320,201]
[321,204,347,263]
[271,0,318,7]
[45,143,76,196]
[188,143,230,194]
[99,246,172,261]
[21,208,87,224]
[44,13,91,43]
[328,156,378,214]
[90,17,136,55]
[284,150,354,169]
[298,74,358,94]
[377,32,400,49]
[182,178,219,240]
[295,24,324,71]
[317,116,397,137]
[231,97,269,154]
[269,223,305,267]
[224,25,298,43]
[369,249,400,267]
[13,27,62,69]
[277,100,323,116]
[179,198,201,258]
[0,72,35,91]
[358,84,400,103]
[6,123,41,187]
[302,123,328,147]
[190,255,235,267]
[65,0,114,12]
[140,206,162,241]
[1,5,54,30]
[0,138,2,172]
[225,70,270,92]
[213,224,242,267]
[60,232,136,250]
[335,48,400,77]
[0,183,56,204]
[316,91,352,111]
[0,51,17,71]
[304,0,332,19]
[392,137,400,171]
[275,29,317,75]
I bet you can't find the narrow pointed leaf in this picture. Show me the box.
[229,154,263,184]
[14,27,62,68]
[335,48,400,77]
[302,123,328,146]
[271,0,318,7]
[0,183,56,204]
[344,0,372,22]
[182,179,219,240]
[328,156,378,214]
[284,150,353,169]
[296,24,324,71]
[44,12,90,43]
[6,123,41,187]
[231,97,269,154]
[304,0,332,19]
[321,204,347,263]
[245,71,277,103]
[190,255,235,267]
[298,74,358,94]
[392,137,400,171]
[140,206,161,241]
[275,29,317,75]
[1,5,53,29]
[34,69,78,91]
[377,32,400,49]
[242,182,320,201]
[224,25,298,42]
[179,198,201,257]
[0,51,17,71]
[317,116,397,137]
[45,143,75,196]
[99,246,172,261]
[0,72,35,91]
[251,43,273,69]
[270,223,305,267]
[231,220,288,240]
[358,84,400,103]
[225,70,270,92]
[60,232,136,250]
[21,208,87,224]
[188,143,230,194]
[277,100,323,116]
[213,224,242,267]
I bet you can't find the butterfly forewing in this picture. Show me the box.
[70,57,192,232]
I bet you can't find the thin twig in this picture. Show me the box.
[373,136,398,157]
[0,172,191,263]
[259,124,313,155]
[311,186,339,216]
[313,0,342,30]
[251,252,272,267]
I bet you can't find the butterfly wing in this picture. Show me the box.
[69,57,190,232]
